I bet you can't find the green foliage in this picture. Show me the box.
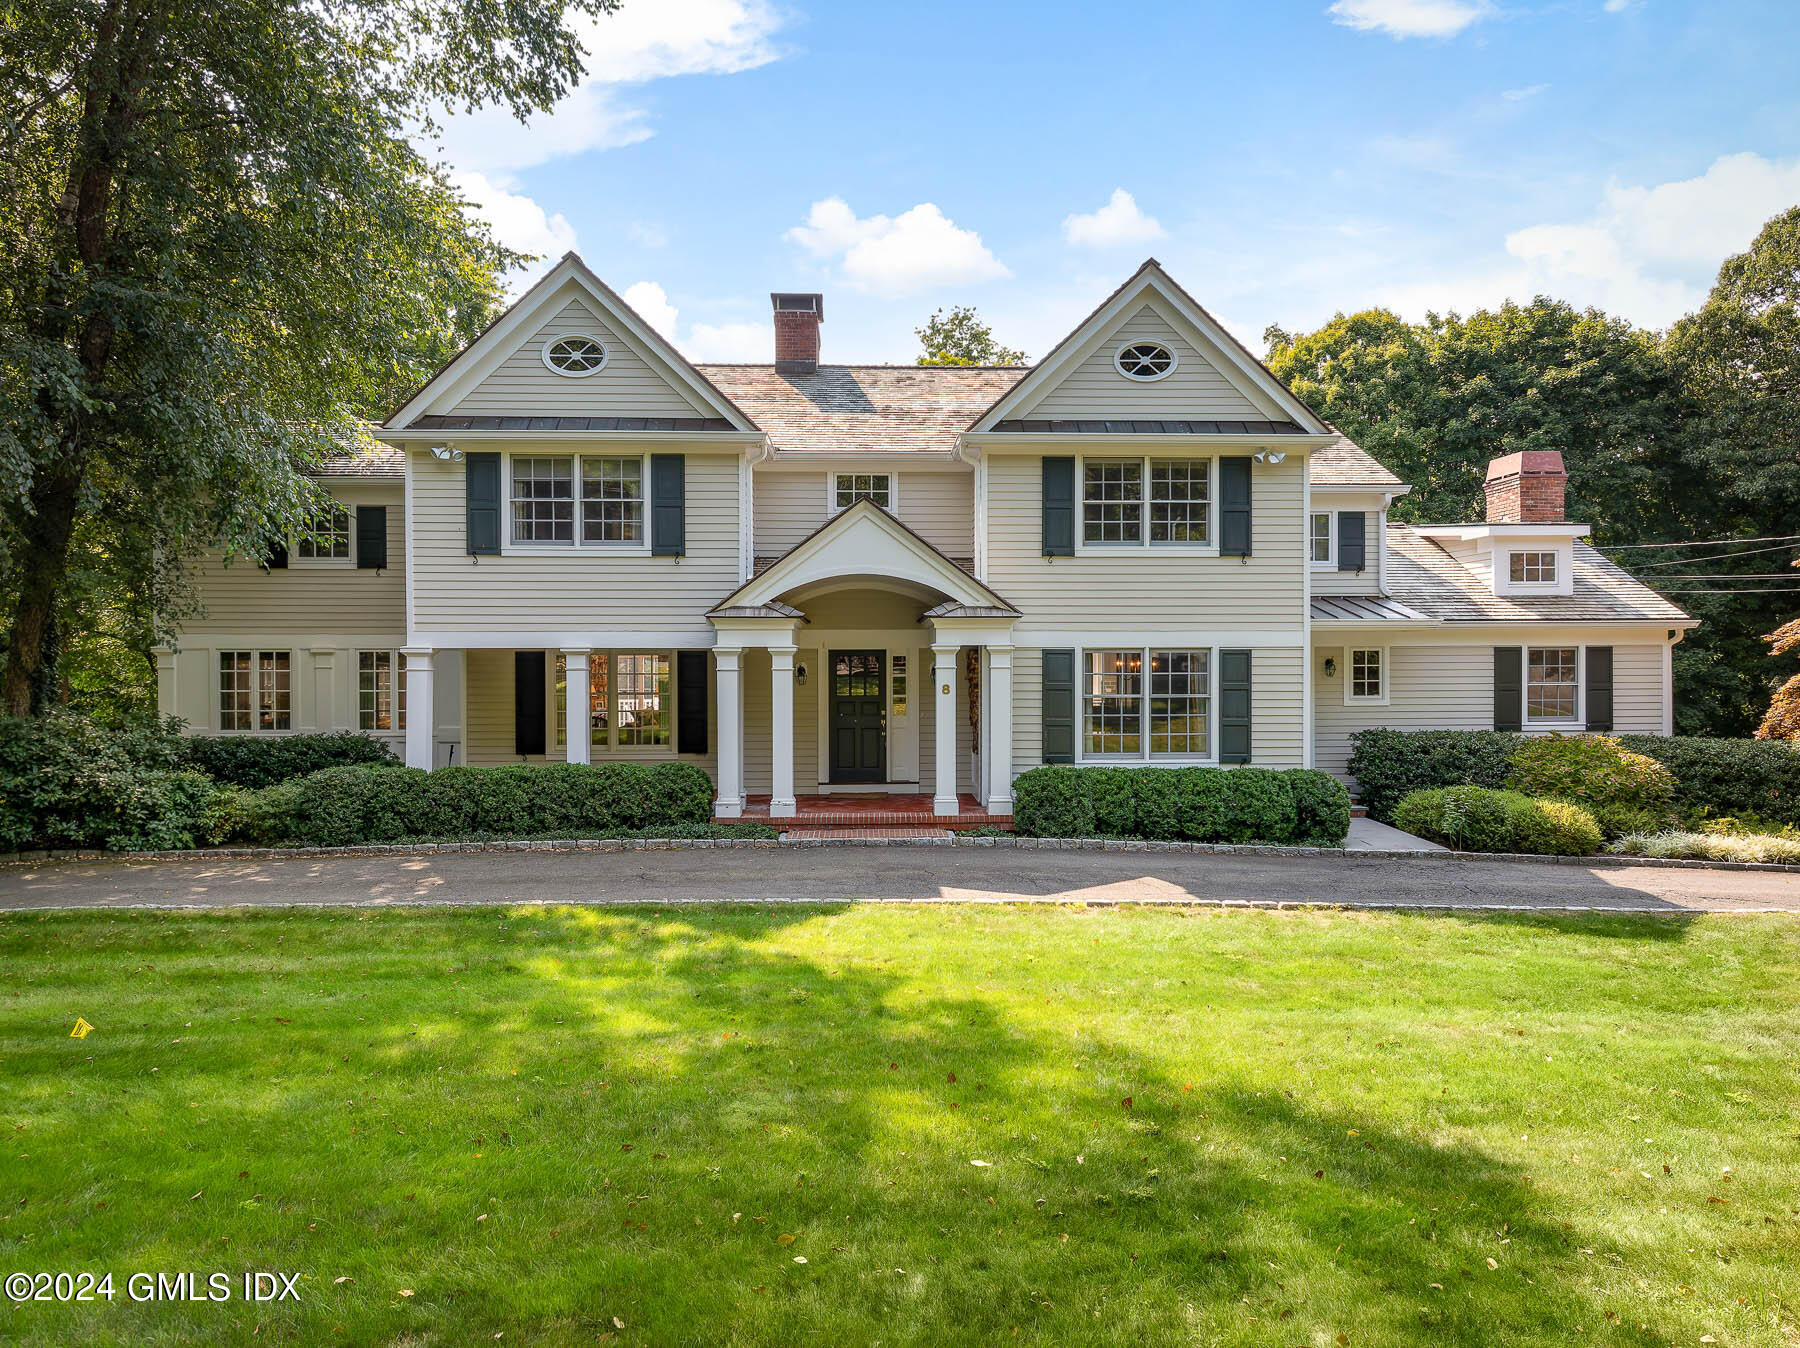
[226,761,718,847]
[1347,729,1518,821]
[1585,801,1674,843]
[177,732,395,789]
[1393,785,1600,856]
[1611,830,1800,864]
[1505,734,1675,810]
[914,306,1026,366]
[1009,766,1347,845]
[1618,736,1800,826]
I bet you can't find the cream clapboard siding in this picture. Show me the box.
[742,648,821,795]
[752,468,975,561]
[1612,645,1664,732]
[409,448,739,637]
[1026,304,1272,420]
[1310,510,1381,596]
[1312,643,1495,781]
[1011,648,1044,775]
[443,297,706,418]
[986,453,1306,631]
[1250,647,1305,767]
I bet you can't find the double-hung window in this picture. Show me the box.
[357,651,406,731]
[552,654,611,748]
[1082,458,1211,547]
[1310,512,1333,565]
[512,457,575,543]
[511,456,648,547]
[616,653,670,746]
[1527,647,1578,722]
[220,651,290,731]
[582,458,644,544]
[298,505,351,560]
[833,473,891,511]
[1083,648,1212,760]
[1346,647,1386,703]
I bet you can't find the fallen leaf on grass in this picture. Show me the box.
[1486,1258,1499,1270]
[970,1160,992,1168]
[398,1289,414,1298]
[793,1256,807,1264]
[777,1233,796,1246]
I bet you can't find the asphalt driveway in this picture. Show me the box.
[1,846,1796,913]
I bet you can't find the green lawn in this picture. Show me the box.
[2,905,1798,1346]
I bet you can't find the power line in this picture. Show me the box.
[1600,533,1800,550]
[1628,542,1800,568]
[1636,571,1800,579]
[1647,587,1800,595]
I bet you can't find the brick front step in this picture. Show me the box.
[740,792,1011,832]
[782,827,955,841]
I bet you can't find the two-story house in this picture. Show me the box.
[155,256,1694,818]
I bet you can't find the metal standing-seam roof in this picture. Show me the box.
[1310,594,1431,623]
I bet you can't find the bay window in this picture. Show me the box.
[1083,647,1212,760]
[1082,458,1211,547]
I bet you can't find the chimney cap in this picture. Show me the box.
[1486,450,1565,482]
[771,292,824,320]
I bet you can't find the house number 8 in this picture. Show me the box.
[941,683,950,695]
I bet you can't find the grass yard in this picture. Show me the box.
[2,905,1798,1346]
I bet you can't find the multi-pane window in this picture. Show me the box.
[220,651,290,731]
[834,473,891,510]
[1348,648,1384,701]
[298,505,351,559]
[1084,651,1143,756]
[582,458,644,544]
[1149,461,1208,544]
[1083,460,1143,543]
[1510,551,1557,584]
[1310,512,1332,563]
[1527,647,1578,720]
[891,654,907,717]
[553,654,611,748]
[358,651,394,731]
[1149,650,1209,755]
[511,457,575,543]
[256,652,291,730]
[219,652,253,731]
[617,653,670,746]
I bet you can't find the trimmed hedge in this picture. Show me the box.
[1394,786,1601,856]
[1347,730,1516,822]
[1506,735,1674,811]
[223,761,717,847]
[178,732,395,789]
[1010,766,1351,845]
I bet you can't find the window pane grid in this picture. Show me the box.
[1510,551,1556,583]
[256,651,290,731]
[617,653,670,746]
[1527,647,1578,719]
[1149,650,1209,755]
[1350,648,1382,700]
[1148,461,1208,544]
[358,651,392,731]
[512,457,574,543]
[298,506,351,559]
[581,458,644,544]
[834,473,890,509]
[1311,512,1332,563]
[1084,650,1143,755]
[1082,461,1143,543]
[219,652,252,731]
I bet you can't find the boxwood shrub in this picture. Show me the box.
[1618,736,1800,827]
[1010,765,1350,845]
[177,732,395,789]
[1347,729,1516,822]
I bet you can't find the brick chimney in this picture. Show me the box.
[1484,450,1567,523]
[772,292,823,375]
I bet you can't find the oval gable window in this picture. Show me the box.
[1115,340,1177,382]
[543,334,608,376]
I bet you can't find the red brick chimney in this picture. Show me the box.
[772,292,823,375]
[1484,450,1567,523]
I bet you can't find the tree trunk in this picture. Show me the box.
[2,471,83,715]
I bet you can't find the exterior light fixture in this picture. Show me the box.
[1323,657,1337,678]
[795,661,808,686]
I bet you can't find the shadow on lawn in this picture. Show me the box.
[0,903,1676,1346]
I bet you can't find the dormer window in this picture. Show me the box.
[1510,550,1557,584]
[833,473,891,511]
[542,334,608,376]
[1115,341,1177,381]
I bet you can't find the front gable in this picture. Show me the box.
[971,260,1330,433]
[386,255,755,431]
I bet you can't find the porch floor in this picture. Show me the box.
[740,793,1007,831]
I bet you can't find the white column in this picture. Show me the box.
[714,647,744,818]
[932,643,960,816]
[402,648,435,769]
[985,645,1014,814]
[769,645,797,818]
[561,648,591,765]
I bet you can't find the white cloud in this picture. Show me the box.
[622,281,679,338]
[1327,0,1492,39]
[1604,0,1632,11]
[451,171,577,291]
[628,221,669,249]
[1502,83,1549,101]
[785,198,1011,296]
[686,322,767,362]
[1062,189,1167,249]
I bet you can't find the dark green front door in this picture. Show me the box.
[829,650,886,783]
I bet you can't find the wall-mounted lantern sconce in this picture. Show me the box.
[795,661,808,687]
[1323,656,1337,679]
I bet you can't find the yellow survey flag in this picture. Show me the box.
[70,1018,93,1039]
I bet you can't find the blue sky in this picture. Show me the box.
[422,0,1800,363]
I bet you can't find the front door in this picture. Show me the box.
[829,650,886,783]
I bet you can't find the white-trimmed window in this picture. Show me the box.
[1082,647,1213,761]
[543,334,607,376]
[297,505,351,560]
[220,651,290,731]
[1510,551,1557,584]
[833,473,892,511]
[1310,512,1333,565]
[1527,647,1579,722]
[553,654,611,748]
[617,653,670,747]
[1081,457,1213,548]
[1346,647,1386,704]
[582,458,644,545]
[511,457,575,544]
[1115,340,1177,381]
[357,651,406,732]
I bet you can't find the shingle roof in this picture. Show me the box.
[696,364,1025,456]
[1310,435,1404,488]
[314,447,404,477]
[1384,524,1691,623]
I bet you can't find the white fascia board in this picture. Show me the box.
[962,432,1338,451]
[376,429,764,445]
[1411,522,1592,540]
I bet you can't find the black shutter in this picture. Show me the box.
[1042,648,1075,763]
[356,505,388,570]
[1041,457,1075,556]
[514,650,546,756]
[466,453,501,556]
[1585,646,1613,731]
[1494,647,1523,732]
[262,538,288,571]
[677,651,708,754]
[1337,510,1366,572]
[651,454,685,557]
[1219,649,1252,763]
[1220,457,1252,556]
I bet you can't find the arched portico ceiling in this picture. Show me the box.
[709,499,1019,619]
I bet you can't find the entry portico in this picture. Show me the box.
[707,500,1019,819]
